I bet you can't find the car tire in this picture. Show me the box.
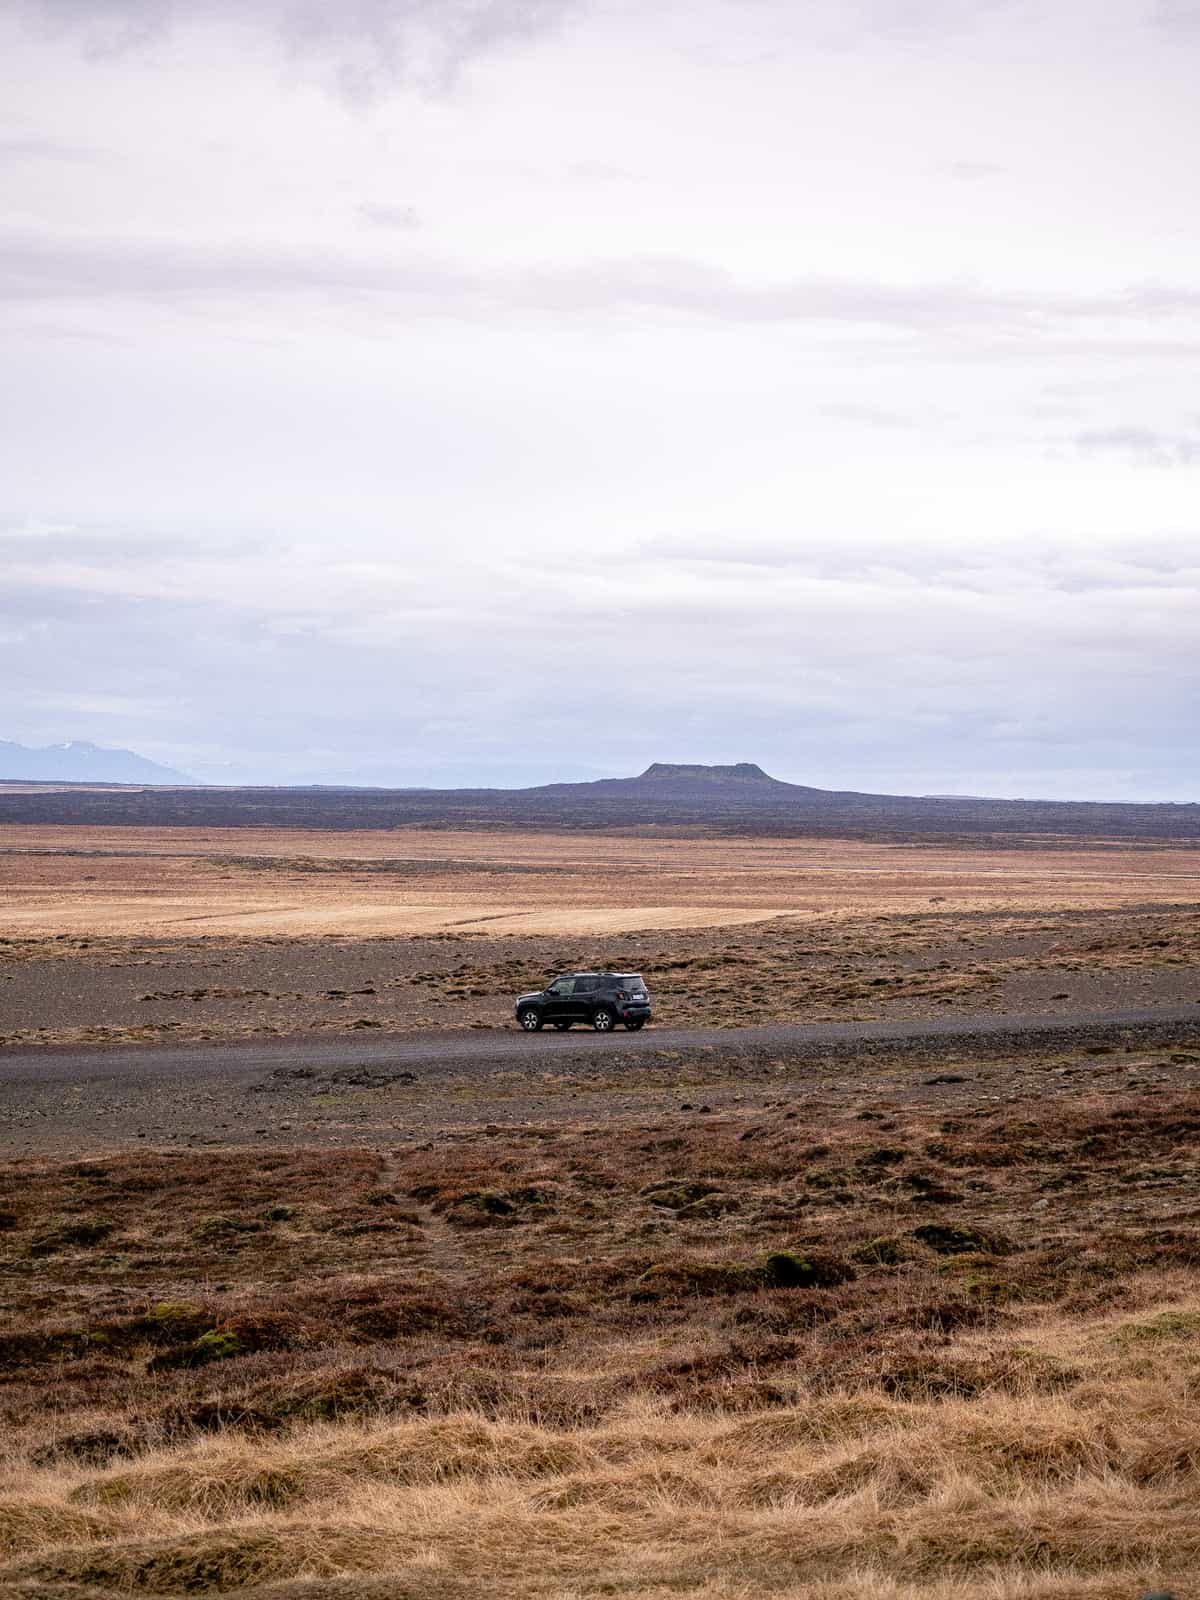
[625,1018,645,1030]
[592,1007,615,1032]
[518,1009,543,1032]
[553,1021,572,1031]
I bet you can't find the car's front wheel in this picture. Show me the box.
[592,1007,615,1032]
[518,1008,543,1031]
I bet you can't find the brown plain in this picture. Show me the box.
[5,820,1200,1599]
[4,824,1200,937]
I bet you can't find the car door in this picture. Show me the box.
[571,975,599,1019]
[542,976,574,1021]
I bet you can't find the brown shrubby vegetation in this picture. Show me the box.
[3,1052,1200,1596]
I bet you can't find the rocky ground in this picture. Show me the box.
[2,901,1199,1053]
[2,1003,1199,1154]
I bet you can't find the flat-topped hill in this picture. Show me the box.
[639,762,779,782]
[533,760,817,800]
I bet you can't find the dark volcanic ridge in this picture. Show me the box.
[0,761,1196,841]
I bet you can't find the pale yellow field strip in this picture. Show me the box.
[1,825,1198,937]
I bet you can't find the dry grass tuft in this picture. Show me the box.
[0,1499,125,1559]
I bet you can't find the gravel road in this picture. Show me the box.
[3,1003,1199,1083]
[4,1005,1200,1158]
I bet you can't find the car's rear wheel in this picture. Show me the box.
[553,1021,572,1031]
[592,1007,615,1032]
[625,1018,645,1030]
[518,1008,543,1031]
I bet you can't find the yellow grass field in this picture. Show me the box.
[4,825,1200,937]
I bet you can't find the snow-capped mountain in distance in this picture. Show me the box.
[0,740,189,784]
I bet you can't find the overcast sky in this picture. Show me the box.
[2,0,1198,796]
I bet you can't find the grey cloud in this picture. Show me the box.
[8,223,1200,335]
[4,514,1196,796]
[1109,285,1200,318]
[944,160,1006,181]
[0,525,274,565]
[790,0,1032,51]
[817,403,916,429]
[5,554,1194,795]
[0,134,103,163]
[13,0,1024,61]
[358,202,420,229]
[1074,426,1200,466]
[635,534,1200,598]
[22,0,164,56]
[0,574,528,782]
[18,0,1188,100]
[635,536,809,569]
[13,520,1198,636]
[837,0,1017,39]
[567,161,639,183]
[16,0,581,90]
[1155,0,1200,30]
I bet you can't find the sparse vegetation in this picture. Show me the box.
[3,821,1200,1592]
[3,864,1200,1047]
[4,1053,1200,1596]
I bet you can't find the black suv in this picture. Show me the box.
[515,972,651,1033]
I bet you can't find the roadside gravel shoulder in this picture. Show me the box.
[3,1006,1200,1158]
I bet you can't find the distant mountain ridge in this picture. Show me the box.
[0,759,1195,840]
[0,739,187,784]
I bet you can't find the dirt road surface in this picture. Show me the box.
[4,1004,1199,1157]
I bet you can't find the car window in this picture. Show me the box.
[574,976,600,994]
[546,977,574,995]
